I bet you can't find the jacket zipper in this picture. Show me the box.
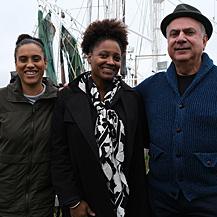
[25,104,36,217]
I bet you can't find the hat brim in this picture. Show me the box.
[160,12,213,40]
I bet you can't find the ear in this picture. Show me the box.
[202,34,208,51]
[44,59,48,70]
[87,53,91,64]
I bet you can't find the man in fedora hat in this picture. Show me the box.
[135,3,217,217]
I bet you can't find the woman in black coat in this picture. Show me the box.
[51,19,150,217]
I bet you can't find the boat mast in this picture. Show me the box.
[120,0,126,77]
[87,0,92,26]
[151,0,165,72]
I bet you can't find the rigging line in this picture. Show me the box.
[61,38,76,78]
[37,1,82,76]
[128,28,152,42]
[69,0,86,27]
[33,0,48,36]
[66,1,89,44]
[134,0,148,30]
[43,0,86,30]
[43,3,84,42]
[136,0,144,54]
[127,0,143,27]
[60,26,81,64]
[176,0,184,4]
[166,0,178,7]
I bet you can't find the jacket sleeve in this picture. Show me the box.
[51,91,82,206]
[137,91,150,149]
[125,91,150,217]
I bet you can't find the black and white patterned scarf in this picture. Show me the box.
[78,72,129,217]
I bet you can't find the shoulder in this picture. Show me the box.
[57,78,82,102]
[120,79,140,97]
[135,72,166,94]
[42,77,58,90]
[0,86,8,101]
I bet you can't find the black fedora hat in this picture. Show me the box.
[160,3,213,40]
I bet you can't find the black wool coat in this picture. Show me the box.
[51,74,150,217]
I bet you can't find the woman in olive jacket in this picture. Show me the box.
[0,34,57,217]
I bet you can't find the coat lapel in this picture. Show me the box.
[64,80,139,168]
[65,91,99,161]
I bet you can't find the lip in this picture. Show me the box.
[174,47,190,51]
[102,67,116,73]
[102,67,115,71]
[24,70,38,76]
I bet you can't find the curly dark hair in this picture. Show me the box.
[14,34,47,62]
[81,19,128,55]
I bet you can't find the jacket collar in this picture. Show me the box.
[7,76,57,102]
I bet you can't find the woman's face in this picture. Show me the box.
[15,43,47,90]
[87,39,121,87]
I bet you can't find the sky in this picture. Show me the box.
[0,0,217,87]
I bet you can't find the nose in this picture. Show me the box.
[26,60,35,68]
[176,31,187,43]
[106,56,115,65]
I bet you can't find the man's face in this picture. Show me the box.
[167,17,208,65]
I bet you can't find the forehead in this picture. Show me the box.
[17,43,43,56]
[168,17,202,31]
[93,39,121,53]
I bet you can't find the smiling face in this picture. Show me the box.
[87,39,121,88]
[15,43,47,94]
[167,17,208,66]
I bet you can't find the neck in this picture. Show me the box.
[21,82,44,96]
[97,83,108,101]
[175,59,202,76]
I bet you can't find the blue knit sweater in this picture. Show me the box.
[135,53,217,201]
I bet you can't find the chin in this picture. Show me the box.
[173,55,190,62]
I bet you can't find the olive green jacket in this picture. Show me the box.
[0,76,57,217]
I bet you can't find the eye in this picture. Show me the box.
[19,57,27,63]
[186,30,195,35]
[169,31,179,37]
[33,56,42,62]
[99,53,107,58]
[114,56,121,62]
[33,57,40,62]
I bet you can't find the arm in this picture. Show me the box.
[51,91,82,206]
[137,91,150,149]
[51,91,95,217]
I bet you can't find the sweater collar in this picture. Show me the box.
[166,52,214,96]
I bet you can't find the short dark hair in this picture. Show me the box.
[14,34,47,62]
[81,19,128,55]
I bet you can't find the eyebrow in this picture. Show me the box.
[170,27,196,33]
[18,55,42,59]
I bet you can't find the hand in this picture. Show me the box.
[58,83,69,91]
[70,200,95,217]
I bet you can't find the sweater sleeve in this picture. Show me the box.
[134,84,150,149]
